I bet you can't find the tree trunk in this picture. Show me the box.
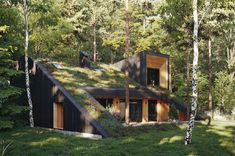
[208,38,213,117]
[185,0,199,145]
[93,23,97,62]
[124,0,130,124]
[227,28,234,81]
[23,0,34,128]
[186,49,191,120]
[168,58,172,92]
[110,50,114,64]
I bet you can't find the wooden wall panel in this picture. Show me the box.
[142,98,148,122]
[146,54,168,89]
[157,100,169,122]
[147,55,167,68]
[53,102,64,129]
[53,103,57,128]
[113,97,120,112]
[160,61,168,89]
[178,111,187,121]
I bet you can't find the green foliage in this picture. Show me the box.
[197,71,209,111]
[1,0,234,123]
[0,3,26,130]
[214,71,235,113]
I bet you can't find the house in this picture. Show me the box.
[82,51,187,123]
[15,50,187,138]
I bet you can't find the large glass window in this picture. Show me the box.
[129,99,142,122]
[148,100,157,121]
[96,98,113,109]
[147,68,160,86]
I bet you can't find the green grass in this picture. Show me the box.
[45,61,140,88]
[0,121,235,156]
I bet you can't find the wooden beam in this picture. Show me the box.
[157,100,169,122]
[113,97,120,112]
[142,98,148,122]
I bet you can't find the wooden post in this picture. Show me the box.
[142,98,148,122]
[124,0,130,124]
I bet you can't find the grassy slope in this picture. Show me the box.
[0,121,235,156]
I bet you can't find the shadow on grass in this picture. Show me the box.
[0,122,235,156]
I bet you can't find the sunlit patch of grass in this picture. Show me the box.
[0,121,234,155]
[159,136,183,145]
[30,137,65,146]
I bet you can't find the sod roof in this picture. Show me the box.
[40,60,187,136]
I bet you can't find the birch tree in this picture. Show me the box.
[185,0,198,145]
[23,0,34,127]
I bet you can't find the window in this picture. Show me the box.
[96,98,113,109]
[147,68,160,86]
[129,99,142,122]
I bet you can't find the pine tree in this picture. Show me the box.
[0,25,24,130]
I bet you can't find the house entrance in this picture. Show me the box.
[148,100,157,121]
[129,99,142,122]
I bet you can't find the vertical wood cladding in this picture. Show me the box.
[31,68,53,128]
[53,102,64,129]
[157,100,169,122]
[142,98,148,122]
[146,54,168,89]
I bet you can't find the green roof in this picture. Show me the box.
[45,61,140,88]
[42,61,139,136]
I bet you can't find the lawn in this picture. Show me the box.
[0,121,234,156]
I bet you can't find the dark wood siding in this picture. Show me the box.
[114,51,169,87]
[20,63,111,137]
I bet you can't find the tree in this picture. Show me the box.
[23,0,34,127]
[0,2,25,129]
[124,0,130,124]
[185,0,199,145]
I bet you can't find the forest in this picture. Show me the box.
[0,0,235,155]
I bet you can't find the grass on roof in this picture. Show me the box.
[1,121,235,156]
[46,61,140,88]
[41,61,136,136]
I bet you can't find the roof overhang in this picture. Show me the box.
[80,86,187,113]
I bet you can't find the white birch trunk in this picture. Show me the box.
[185,0,198,145]
[23,0,34,127]
[93,22,97,62]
